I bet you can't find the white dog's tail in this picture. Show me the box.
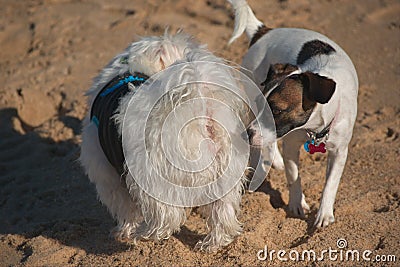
[227,0,264,44]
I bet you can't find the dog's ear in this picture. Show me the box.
[261,64,299,93]
[299,72,336,104]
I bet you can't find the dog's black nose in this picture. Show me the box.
[241,128,255,143]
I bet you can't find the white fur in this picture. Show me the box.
[228,0,358,227]
[80,31,250,252]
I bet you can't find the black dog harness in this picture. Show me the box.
[90,71,148,176]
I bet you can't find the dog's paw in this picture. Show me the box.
[288,196,310,218]
[111,222,139,241]
[314,209,335,228]
[195,232,236,253]
[194,240,219,253]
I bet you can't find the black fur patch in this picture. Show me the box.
[296,40,336,65]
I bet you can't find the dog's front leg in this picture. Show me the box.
[314,146,348,227]
[271,142,285,170]
[282,130,310,218]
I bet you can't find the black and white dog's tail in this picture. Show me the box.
[227,0,264,44]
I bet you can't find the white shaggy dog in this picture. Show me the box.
[80,31,253,252]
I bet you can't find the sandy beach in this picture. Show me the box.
[0,0,399,266]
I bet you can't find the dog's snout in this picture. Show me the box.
[241,128,255,143]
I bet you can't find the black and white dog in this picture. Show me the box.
[228,0,358,227]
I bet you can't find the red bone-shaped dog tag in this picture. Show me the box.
[308,142,326,154]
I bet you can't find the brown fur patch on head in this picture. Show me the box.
[249,25,272,47]
[267,76,315,138]
[261,63,299,94]
[266,71,336,138]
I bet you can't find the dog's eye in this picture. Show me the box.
[272,108,282,116]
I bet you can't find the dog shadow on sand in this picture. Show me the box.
[256,174,320,248]
[0,108,130,255]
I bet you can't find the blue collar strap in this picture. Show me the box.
[100,74,147,97]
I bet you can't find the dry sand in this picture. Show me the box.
[0,0,399,266]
